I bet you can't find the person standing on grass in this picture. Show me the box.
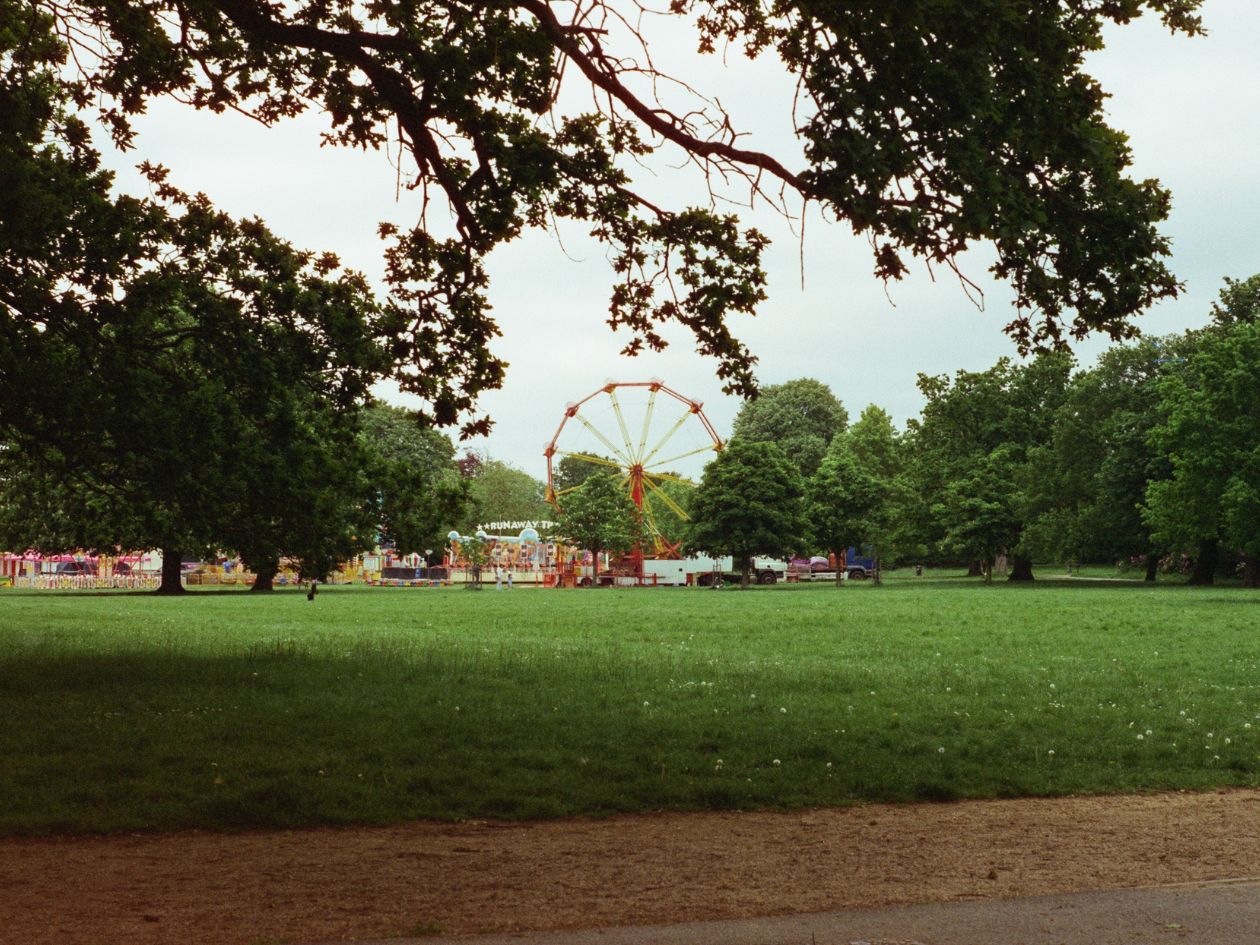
[494,563,503,590]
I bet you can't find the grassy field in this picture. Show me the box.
[2,572,1258,835]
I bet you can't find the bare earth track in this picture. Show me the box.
[3,789,1259,945]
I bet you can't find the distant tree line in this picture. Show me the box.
[683,277,1260,588]
[2,0,1229,594]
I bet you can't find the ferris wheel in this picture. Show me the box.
[544,381,723,558]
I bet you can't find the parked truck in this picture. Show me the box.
[789,546,878,581]
[689,555,788,586]
[843,546,878,579]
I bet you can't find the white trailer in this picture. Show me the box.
[686,555,787,586]
[578,556,788,587]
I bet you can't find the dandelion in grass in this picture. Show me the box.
[772,759,781,767]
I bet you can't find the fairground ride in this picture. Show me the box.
[544,381,722,559]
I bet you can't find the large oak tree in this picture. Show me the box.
[1144,318,1260,587]
[19,0,1201,431]
[0,15,386,591]
[903,353,1072,579]
[687,438,807,587]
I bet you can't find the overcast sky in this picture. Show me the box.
[101,0,1260,479]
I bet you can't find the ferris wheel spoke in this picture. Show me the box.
[648,470,697,487]
[607,390,636,461]
[640,496,663,536]
[635,387,659,462]
[644,476,691,521]
[572,411,633,464]
[641,500,670,556]
[645,443,721,470]
[641,406,693,466]
[553,449,623,471]
[548,382,717,557]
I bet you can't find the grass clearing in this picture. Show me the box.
[2,573,1258,834]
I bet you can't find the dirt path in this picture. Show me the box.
[3,789,1259,945]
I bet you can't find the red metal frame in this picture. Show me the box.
[544,381,723,558]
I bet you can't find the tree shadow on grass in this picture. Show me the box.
[3,587,322,599]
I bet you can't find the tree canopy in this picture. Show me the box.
[0,21,397,589]
[731,378,848,477]
[359,404,469,557]
[459,455,551,531]
[1144,320,1260,586]
[900,354,1071,579]
[687,439,806,586]
[552,454,616,493]
[13,0,1203,431]
[1020,338,1178,577]
[806,435,883,584]
[555,471,638,578]
[1210,274,1260,327]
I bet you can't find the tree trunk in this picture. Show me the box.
[967,559,985,577]
[1008,555,1034,582]
[251,559,278,593]
[834,553,844,587]
[155,547,185,595]
[1241,555,1259,589]
[1144,552,1160,583]
[1189,538,1218,586]
[741,558,751,589]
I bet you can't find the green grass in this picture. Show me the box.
[1,574,1258,835]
